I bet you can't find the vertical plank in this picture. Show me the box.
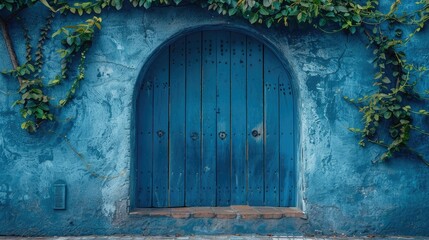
[246,36,264,206]
[152,48,170,207]
[201,31,217,206]
[185,33,202,206]
[137,70,154,207]
[263,48,280,206]
[169,39,186,207]
[230,32,247,205]
[216,31,232,206]
[279,66,295,207]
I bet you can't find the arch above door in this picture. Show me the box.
[136,30,295,208]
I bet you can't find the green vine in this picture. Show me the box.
[49,16,101,107]
[1,0,429,164]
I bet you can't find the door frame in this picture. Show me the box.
[130,24,302,212]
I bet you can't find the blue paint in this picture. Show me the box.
[169,38,186,207]
[185,32,202,207]
[264,49,280,206]
[230,32,247,205]
[201,31,218,206]
[0,3,429,237]
[137,66,154,207]
[246,36,265,206]
[152,47,169,207]
[279,63,295,207]
[216,31,232,206]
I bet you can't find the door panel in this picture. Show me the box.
[216,32,232,206]
[137,65,154,208]
[169,39,186,207]
[185,33,202,206]
[152,48,169,207]
[264,49,280,206]
[279,63,295,207]
[230,33,247,205]
[201,31,218,206]
[246,37,264,206]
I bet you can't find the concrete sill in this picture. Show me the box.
[130,206,306,219]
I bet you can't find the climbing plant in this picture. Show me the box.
[1,0,429,165]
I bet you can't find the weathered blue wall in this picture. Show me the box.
[1,2,429,237]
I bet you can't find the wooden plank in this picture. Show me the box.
[152,47,170,207]
[137,68,154,207]
[216,31,232,206]
[279,65,295,207]
[185,32,202,206]
[201,31,217,206]
[169,39,186,207]
[263,48,280,206]
[246,36,264,206]
[230,32,247,205]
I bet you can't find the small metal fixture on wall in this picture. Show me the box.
[53,180,66,210]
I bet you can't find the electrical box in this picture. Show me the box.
[53,180,66,210]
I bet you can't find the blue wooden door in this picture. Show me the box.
[137,31,295,207]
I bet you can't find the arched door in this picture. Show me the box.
[136,30,295,207]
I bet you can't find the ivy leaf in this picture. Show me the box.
[384,111,392,119]
[66,37,74,46]
[27,64,35,72]
[335,6,348,13]
[266,18,274,28]
[93,5,101,14]
[382,77,391,84]
[263,0,272,7]
[40,0,57,12]
[325,11,335,17]
[374,72,383,79]
[297,12,303,22]
[12,99,25,107]
[144,1,152,9]
[228,8,237,16]
[59,99,67,106]
[259,7,270,16]
[74,37,81,46]
[352,15,361,23]
[319,18,326,27]
[115,0,123,10]
[272,1,280,10]
[6,3,12,12]
[249,13,259,24]
[52,29,62,38]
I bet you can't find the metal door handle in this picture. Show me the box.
[219,131,227,140]
[251,130,260,137]
[157,130,165,138]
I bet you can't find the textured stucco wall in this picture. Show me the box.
[1,2,429,237]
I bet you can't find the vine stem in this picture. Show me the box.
[406,146,429,167]
[0,16,22,86]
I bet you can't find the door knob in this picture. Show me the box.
[219,131,227,140]
[251,130,260,137]
[157,130,165,138]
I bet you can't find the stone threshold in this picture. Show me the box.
[130,206,306,219]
